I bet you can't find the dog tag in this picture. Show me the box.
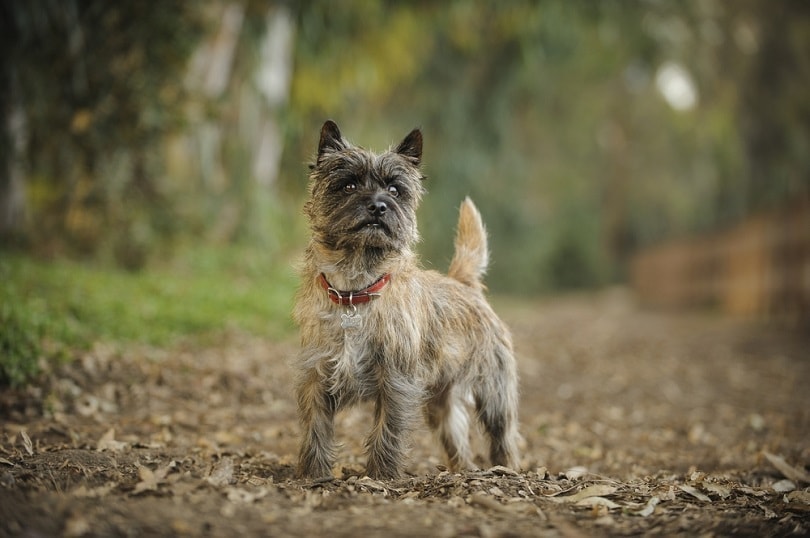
[340,304,362,330]
[340,311,362,330]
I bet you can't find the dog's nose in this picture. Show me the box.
[368,200,388,216]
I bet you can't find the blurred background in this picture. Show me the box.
[1,1,808,384]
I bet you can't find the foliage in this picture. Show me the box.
[0,1,205,264]
[0,298,46,387]
[1,0,809,295]
[0,249,297,386]
[283,0,810,292]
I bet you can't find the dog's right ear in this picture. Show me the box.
[317,120,345,161]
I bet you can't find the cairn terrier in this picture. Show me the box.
[294,120,520,479]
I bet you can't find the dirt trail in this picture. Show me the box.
[2,290,809,537]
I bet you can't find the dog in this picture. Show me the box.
[293,120,520,479]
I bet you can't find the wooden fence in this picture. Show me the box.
[630,198,810,327]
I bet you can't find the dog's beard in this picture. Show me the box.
[311,198,416,253]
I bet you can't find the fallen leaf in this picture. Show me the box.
[548,484,618,504]
[133,466,159,495]
[575,496,621,509]
[96,429,128,452]
[357,477,388,493]
[20,431,33,456]
[206,457,234,487]
[634,496,660,517]
[533,466,549,479]
[737,486,768,498]
[772,479,796,493]
[678,484,711,502]
[702,482,731,499]
[764,452,810,484]
[660,485,677,501]
[488,465,519,476]
[786,490,810,506]
[133,461,174,495]
[562,466,588,480]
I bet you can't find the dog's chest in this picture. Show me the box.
[324,325,381,397]
[320,305,419,391]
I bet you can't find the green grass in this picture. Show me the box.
[0,247,298,386]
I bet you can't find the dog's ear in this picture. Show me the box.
[395,128,422,166]
[318,120,346,160]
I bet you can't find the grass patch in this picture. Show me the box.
[0,247,298,386]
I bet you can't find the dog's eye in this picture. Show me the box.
[343,182,357,193]
[387,185,399,197]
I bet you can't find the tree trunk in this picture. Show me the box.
[0,74,27,243]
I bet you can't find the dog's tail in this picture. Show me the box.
[448,197,489,291]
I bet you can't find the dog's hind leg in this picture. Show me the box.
[473,344,520,470]
[424,382,474,471]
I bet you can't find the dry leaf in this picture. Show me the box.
[357,477,388,493]
[133,466,159,495]
[206,457,235,487]
[661,485,677,501]
[575,496,620,509]
[534,466,549,479]
[702,482,731,499]
[786,490,810,506]
[488,465,518,476]
[678,484,711,502]
[548,484,617,504]
[634,496,660,517]
[20,430,33,456]
[96,428,128,452]
[562,466,588,480]
[772,479,796,493]
[764,452,810,484]
[737,486,767,498]
[133,462,174,495]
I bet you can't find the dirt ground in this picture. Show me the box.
[1,289,809,537]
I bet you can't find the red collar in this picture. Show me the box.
[318,273,391,305]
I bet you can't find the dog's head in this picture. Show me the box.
[304,120,425,255]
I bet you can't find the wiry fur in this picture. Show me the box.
[294,120,520,479]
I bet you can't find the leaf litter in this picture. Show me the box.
[1,295,809,536]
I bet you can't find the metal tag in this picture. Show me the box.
[340,304,362,330]
[340,312,362,330]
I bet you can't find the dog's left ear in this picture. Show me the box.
[395,129,422,166]
[318,120,346,160]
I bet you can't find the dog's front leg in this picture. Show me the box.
[296,369,338,478]
[364,376,420,479]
